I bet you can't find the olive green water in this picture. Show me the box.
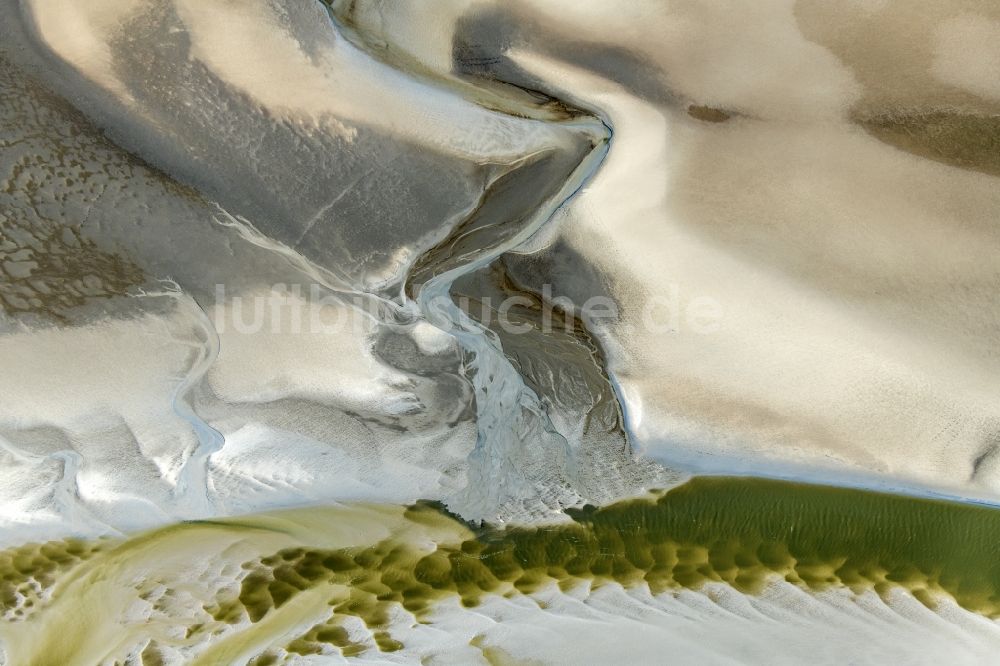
[4,477,1000,663]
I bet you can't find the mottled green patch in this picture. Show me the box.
[5,478,999,660]
[0,537,106,621]
[218,477,1000,656]
[139,641,166,666]
[247,652,280,666]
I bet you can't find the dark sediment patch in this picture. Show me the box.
[687,105,732,123]
[857,111,1000,177]
[404,143,591,296]
[449,257,668,507]
[0,58,145,322]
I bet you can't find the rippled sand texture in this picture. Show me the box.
[332,0,1000,489]
[0,0,678,537]
[4,478,1000,664]
[2,0,1000,663]
[1,0,996,540]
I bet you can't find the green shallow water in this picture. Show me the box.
[535,476,1000,608]
[184,478,1000,660]
[5,476,1000,663]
